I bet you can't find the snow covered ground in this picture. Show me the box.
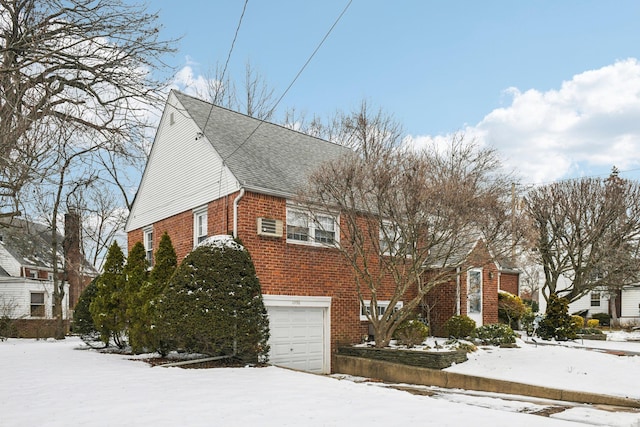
[1,333,639,427]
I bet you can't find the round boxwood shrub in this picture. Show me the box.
[393,318,429,347]
[473,323,517,346]
[444,315,476,339]
[153,236,270,362]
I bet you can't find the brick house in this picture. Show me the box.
[126,91,519,373]
[0,214,97,338]
[418,240,521,336]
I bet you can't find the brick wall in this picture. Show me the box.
[422,242,501,336]
[128,190,396,354]
[499,271,519,296]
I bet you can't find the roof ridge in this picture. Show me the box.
[171,89,351,150]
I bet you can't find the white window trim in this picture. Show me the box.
[360,300,403,321]
[286,206,339,247]
[193,206,208,247]
[467,268,483,315]
[30,291,46,318]
[143,227,153,266]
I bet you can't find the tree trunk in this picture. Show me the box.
[609,293,619,327]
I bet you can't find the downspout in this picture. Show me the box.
[456,266,461,315]
[233,187,245,238]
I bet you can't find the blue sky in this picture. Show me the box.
[152,1,640,185]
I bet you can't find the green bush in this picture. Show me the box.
[577,327,604,335]
[73,278,100,343]
[90,242,127,348]
[124,242,150,354]
[498,291,527,329]
[154,236,270,362]
[537,294,577,341]
[444,315,476,339]
[523,298,539,313]
[571,315,585,330]
[591,312,611,326]
[520,309,536,336]
[586,318,599,328]
[473,323,517,346]
[394,318,429,347]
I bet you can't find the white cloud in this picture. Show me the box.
[409,58,640,184]
[170,63,215,98]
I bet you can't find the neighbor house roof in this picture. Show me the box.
[0,217,98,276]
[173,91,353,197]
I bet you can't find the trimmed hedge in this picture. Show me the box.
[153,237,270,362]
[444,315,476,339]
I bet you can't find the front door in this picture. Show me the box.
[467,269,483,326]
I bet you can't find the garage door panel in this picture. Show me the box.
[267,306,327,373]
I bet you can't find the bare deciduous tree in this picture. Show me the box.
[197,60,275,120]
[0,0,175,219]
[298,104,517,347]
[1,0,176,337]
[524,169,640,306]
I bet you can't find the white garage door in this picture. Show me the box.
[267,306,325,373]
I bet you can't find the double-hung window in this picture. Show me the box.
[286,207,338,246]
[590,292,601,307]
[30,292,45,317]
[144,227,153,267]
[193,207,208,246]
[379,221,406,256]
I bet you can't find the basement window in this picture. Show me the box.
[360,300,403,321]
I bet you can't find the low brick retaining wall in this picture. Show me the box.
[333,354,640,408]
[337,346,467,369]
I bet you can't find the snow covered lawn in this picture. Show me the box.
[1,335,639,426]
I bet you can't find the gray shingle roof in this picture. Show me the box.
[0,217,98,275]
[173,90,353,197]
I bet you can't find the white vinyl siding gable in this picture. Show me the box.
[0,244,22,277]
[126,92,240,232]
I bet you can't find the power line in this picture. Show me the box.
[200,0,249,135]
[222,0,353,163]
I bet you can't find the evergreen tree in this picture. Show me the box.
[538,293,577,341]
[90,242,127,348]
[73,278,100,344]
[154,237,269,362]
[150,232,177,287]
[124,242,149,353]
[145,232,178,353]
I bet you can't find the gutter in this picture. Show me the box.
[232,187,245,238]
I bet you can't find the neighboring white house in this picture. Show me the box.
[0,216,97,337]
[536,272,640,326]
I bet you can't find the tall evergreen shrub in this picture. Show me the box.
[90,242,127,347]
[124,242,149,353]
[154,236,270,362]
[73,278,99,343]
[145,232,177,353]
